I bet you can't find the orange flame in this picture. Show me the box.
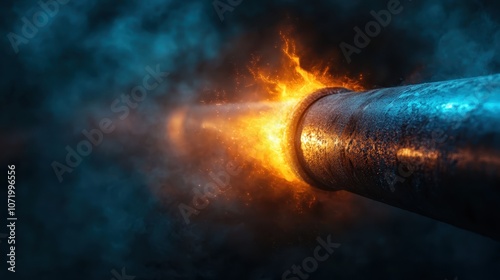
[251,32,363,102]
[167,33,363,186]
[231,33,363,183]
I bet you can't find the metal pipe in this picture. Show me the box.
[290,74,500,240]
[168,74,500,240]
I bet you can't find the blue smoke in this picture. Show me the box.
[0,0,499,279]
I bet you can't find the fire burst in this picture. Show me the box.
[232,34,363,182]
[167,33,363,184]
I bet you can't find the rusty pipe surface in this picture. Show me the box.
[291,74,500,240]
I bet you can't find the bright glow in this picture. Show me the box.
[167,33,364,185]
[397,148,439,161]
[233,33,363,182]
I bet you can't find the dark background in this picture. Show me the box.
[1,0,499,279]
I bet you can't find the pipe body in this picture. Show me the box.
[293,74,500,240]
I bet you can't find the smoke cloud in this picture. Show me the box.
[1,0,499,279]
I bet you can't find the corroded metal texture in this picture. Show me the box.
[295,74,500,240]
